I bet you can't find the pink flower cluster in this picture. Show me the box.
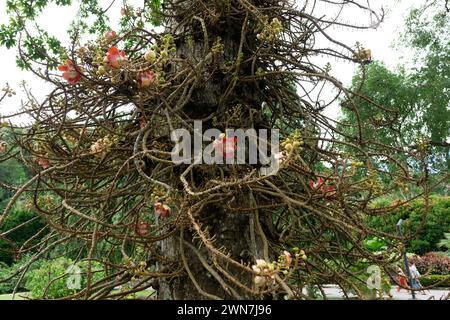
[60,31,157,89]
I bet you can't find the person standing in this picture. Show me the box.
[396,266,409,292]
[409,261,427,295]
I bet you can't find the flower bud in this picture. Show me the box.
[144,49,157,63]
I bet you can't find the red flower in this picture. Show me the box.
[105,47,126,69]
[138,70,156,88]
[214,134,237,159]
[104,30,117,40]
[58,60,81,85]
[309,177,336,201]
[323,184,337,200]
[140,117,146,129]
[309,177,324,190]
[38,158,50,169]
[136,221,150,237]
[154,202,171,218]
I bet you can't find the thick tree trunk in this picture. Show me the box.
[158,207,265,299]
[156,4,268,299]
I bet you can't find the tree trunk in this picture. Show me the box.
[158,207,266,299]
[156,3,269,299]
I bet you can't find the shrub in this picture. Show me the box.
[0,158,29,211]
[25,257,105,299]
[419,275,450,287]
[437,233,450,256]
[0,255,41,294]
[25,257,74,299]
[0,207,46,265]
[0,262,15,294]
[409,252,450,276]
[367,196,450,254]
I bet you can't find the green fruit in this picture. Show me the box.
[160,50,169,59]
[97,66,106,76]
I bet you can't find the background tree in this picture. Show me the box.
[0,100,45,266]
[340,1,449,185]
[0,0,445,300]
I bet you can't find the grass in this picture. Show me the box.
[0,289,154,300]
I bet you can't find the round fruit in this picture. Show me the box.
[144,49,157,63]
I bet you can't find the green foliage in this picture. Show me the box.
[341,262,392,299]
[0,128,30,210]
[25,257,74,299]
[0,160,28,210]
[419,274,450,287]
[437,233,450,256]
[399,7,450,172]
[0,0,72,68]
[0,129,44,265]
[0,262,16,294]
[341,2,450,175]
[364,237,387,252]
[0,254,41,294]
[25,257,105,299]
[367,197,450,254]
[342,62,416,146]
[342,61,449,174]
[0,207,46,265]
[0,0,163,69]
[145,0,163,26]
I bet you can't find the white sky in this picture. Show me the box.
[0,0,426,123]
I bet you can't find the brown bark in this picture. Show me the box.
[156,6,267,299]
[158,207,265,299]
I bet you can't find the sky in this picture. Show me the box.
[0,0,426,124]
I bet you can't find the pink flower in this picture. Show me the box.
[309,177,325,190]
[138,70,156,88]
[154,202,171,218]
[283,250,292,266]
[38,158,50,169]
[104,30,117,40]
[105,47,126,69]
[310,177,337,201]
[136,221,150,237]
[58,60,81,85]
[214,134,237,159]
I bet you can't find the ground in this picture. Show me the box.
[321,285,450,300]
[1,287,448,300]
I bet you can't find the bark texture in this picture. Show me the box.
[157,3,268,299]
